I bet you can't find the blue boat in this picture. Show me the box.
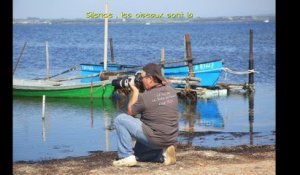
[164,59,224,87]
[80,59,224,87]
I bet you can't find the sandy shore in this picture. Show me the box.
[13,144,275,175]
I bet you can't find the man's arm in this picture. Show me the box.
[127,80,139,116]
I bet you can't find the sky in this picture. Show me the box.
[13,0,275,19]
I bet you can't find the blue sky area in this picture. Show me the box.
[13,0,275,19]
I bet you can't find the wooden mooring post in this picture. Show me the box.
[248,29,255,143]
[109,38,115,64]
[161,48,165,76]
[185,33,194,77]
[45,41,50,79]
[103,2,109,71]
[217,29,256,93]
[248,29,255,92]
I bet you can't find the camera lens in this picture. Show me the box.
[111,74,144,92]
[112,77,129,88]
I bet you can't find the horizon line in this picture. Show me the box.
[13,14,275,20]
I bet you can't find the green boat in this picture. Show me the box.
[13,78,115,98]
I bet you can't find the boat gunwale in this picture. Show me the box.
[164,59,223,69]
[80,63,137,68]
[13,79,112,90]
[79,59,223,69]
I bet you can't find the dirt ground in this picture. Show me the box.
[13,144,275,175]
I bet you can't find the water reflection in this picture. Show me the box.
[103,110,110,151]
[13,90,263,162]
[178,90,257,146]
[41,96,52,143]
[90,98,94,128]
[13,96,116,111]
[42,117,46,142]
[13,96,117,162]
[178,97,224,146]
[179,97,224,132]
[248,91,254,145]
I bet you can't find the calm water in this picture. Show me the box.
[13,21,275,162]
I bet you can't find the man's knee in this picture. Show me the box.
[114,113,130,126]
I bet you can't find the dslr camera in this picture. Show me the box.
[112,73,145,92]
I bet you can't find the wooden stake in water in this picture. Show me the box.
[185,33,194,77]
[109,38,115,64]
[103,2,109,71]
[161,48,165,76]
[45,41,50,79]
[184,36,187,65]
[90,79,94,128]
[248,29,254,92]
[90,78,94,97]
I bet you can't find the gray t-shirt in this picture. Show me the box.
[132,85,179,147]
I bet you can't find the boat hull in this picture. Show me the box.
[80,59,223,87]
[164,59,223,87]
[13,79,115,98]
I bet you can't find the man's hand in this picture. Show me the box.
[128,77,139,116]
[128,77,139,93]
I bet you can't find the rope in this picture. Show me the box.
[50,72,100,82]
[13,41,27,76]
[191,68,224,74]
[222,67,259,75]
[33,64,80,80]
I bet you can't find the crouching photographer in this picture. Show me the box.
[112,63,179,167]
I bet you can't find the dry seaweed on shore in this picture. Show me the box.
[13,144,275,175]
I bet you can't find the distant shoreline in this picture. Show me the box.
[13,15,275,25]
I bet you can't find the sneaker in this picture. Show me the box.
[113,155,137,167]
[163,145,176,165]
